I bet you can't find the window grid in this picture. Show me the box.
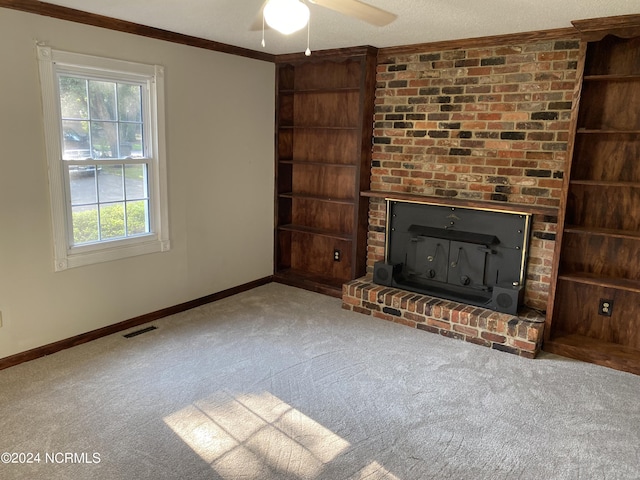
[59,74,151,246]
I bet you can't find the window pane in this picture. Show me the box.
[91,121,118,158]
[98,164,124,202]
[126,200,149,235]
[99,202,125,239]
[88,80,116,121]
[59,76,88,119]
[68,164,97,205]
[72,205,99,244]
[62,120,90,160]
[120,123,143,158]
[118,84,142,122]
[125,164,148,199]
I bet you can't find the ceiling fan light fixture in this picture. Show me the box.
[263,0,310,35]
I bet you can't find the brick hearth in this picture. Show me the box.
[343,277,545,358]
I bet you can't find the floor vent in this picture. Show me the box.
[123,326,157,338]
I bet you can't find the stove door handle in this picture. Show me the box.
[450,247,463,268]
[427,242,442,262]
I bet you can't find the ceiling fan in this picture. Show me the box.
[251,0,397,33]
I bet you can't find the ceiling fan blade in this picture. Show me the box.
[310,0,397,26]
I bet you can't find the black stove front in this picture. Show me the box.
[373,200,532,314]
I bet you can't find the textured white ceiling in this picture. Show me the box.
[40,0,640,55]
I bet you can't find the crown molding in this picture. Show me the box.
[0,0,276,62]
[275,45,378,63]
[378,27,579,57]
[572,13,640,41]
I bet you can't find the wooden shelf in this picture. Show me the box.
[278,224,354,241]
[563,225,640,240]
[576,129,640,134]
[279,160,357,168]
[583,74,640,81]
[557,272,640,294]
[279,125,360,131]
[279,87,361,94]
[278,192,355,205]
[569,179,640,187]
[544,332,640,375]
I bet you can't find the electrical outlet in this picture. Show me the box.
[333,249,341,262]
[598,299,613,317]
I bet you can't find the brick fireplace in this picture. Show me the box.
[342,35,581,357]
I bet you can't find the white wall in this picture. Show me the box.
[0,9,275,359]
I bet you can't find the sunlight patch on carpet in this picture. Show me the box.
[355,461,402,480]
[164,391,351,478]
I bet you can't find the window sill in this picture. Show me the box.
[57,237,170,271]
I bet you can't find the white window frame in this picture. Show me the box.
[37,45,170,271]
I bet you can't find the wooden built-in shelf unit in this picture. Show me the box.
[273,47,377,297]
[544,15,640,375]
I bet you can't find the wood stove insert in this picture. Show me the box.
[373,200,532,314]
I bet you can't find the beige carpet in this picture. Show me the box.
[0,283,639,479]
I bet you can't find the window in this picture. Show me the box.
[38,46,169,271]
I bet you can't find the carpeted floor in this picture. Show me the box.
[0,283,639,479]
